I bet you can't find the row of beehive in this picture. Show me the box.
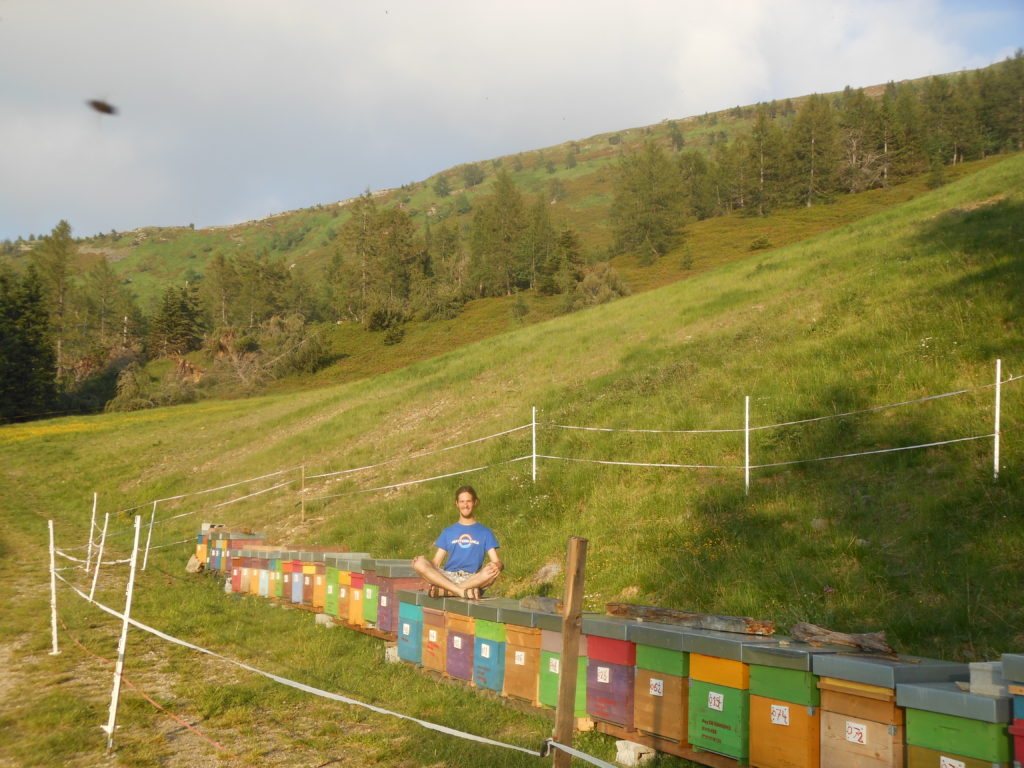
[394,591,1019,768]
[201,527,427,635]
[197,528,1018,768]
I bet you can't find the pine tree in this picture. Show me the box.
[469,170,527,295]
[746,105,788,215]
[32,220,76,383]
[519,196,556,291]
[0,265,57,420]
[611,141,688,262]
[789,94,840,207]
[837,87,885,193]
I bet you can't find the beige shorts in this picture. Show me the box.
[443,570,474,585]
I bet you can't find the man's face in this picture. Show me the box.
[456,492,478,519]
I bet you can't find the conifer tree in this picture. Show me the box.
[746,105,788,215]
[0,265,56,419]
[32,220,76,383]
[789,94,840,206]
[611,141,688,262]
[469,170,527,295]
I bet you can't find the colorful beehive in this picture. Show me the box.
[813,654,968,768]
[500,604,541,705]
[361,557,382,626]
[324,560,340,617]
[290,558,304,603]
[584,616,638,730]
[337,569,352,622]
[311,561,327,611]
[1001,653,1024,765]
[897,680,1012,767]
[743,639,848,768]
[348,571,366,626]
[376,561,426,635]
[255,549,270,597]
[628,622,691,744]
[396,590,424,665]
[445,600,475,682]
[473,618,507,692]
[298,554,316,607]
[421,600,447,675]
[536,610,589,717]
[230,549,244,593]
[686,629,777,763]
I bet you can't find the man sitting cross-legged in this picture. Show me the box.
[411,485,502,599]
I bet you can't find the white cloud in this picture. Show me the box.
[0,0,1019,239]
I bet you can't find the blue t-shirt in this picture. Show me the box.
[434,521,499,574]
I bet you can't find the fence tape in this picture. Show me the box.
[146,537,194,552]
[116,466,302,515]
[307,424,531,480]
[538,454,739,470]
[551,374,1020,436]
[545,739,619,768]
[55,549,89,564]
[306,456,532,502]
[751,433,995,468]
[55,574,545,760]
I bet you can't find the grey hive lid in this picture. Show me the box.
[896,681,1011,723]
[395,588,425,606]
[627,622,694,652]
[443,597,475,616]
[682,628,778,661]
[467,597,521,622]
[582,616,637,641]
[378,562,417,578]
[1001,653,1024,683]
[741,638,851,671]
[812,654,968,688]
[498,605,538,628]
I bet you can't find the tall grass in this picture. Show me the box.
[2,152,1023,766]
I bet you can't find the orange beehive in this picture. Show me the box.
[421,607,447,674]
[503,625,542,705]
[691,652,750,690]
[749,693,820,768]
[634,667,688,743]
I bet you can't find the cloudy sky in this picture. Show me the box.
[1,1,1020,241]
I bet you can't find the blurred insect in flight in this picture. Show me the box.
[87,99,118,115]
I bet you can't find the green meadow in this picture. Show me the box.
[1,151,1023,766]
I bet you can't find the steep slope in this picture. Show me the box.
[2,146,1022,768]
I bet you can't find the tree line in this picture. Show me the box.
[0,181,625,418]
[610,55,1024,260]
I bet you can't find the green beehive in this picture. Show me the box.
[749,664,819,707]
[628,623,690,678]
[898,681,1012,763]
[324,565,339,617]
[689,678,750,761]
[539,650,588,716]
[474,618,506,643]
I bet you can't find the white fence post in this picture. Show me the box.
[89,513,109,602]
[532,406,537,484]
[102,514,142,751]
[85,492,98,573]
[744,396,751,496]
[995,358,1002,480]
[48,520,60,656]
[141,500,157,570]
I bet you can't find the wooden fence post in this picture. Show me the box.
[553,535,588,768]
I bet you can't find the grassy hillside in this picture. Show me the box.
[1,151,1022,766]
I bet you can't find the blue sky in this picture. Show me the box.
[0,0,1020,241]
